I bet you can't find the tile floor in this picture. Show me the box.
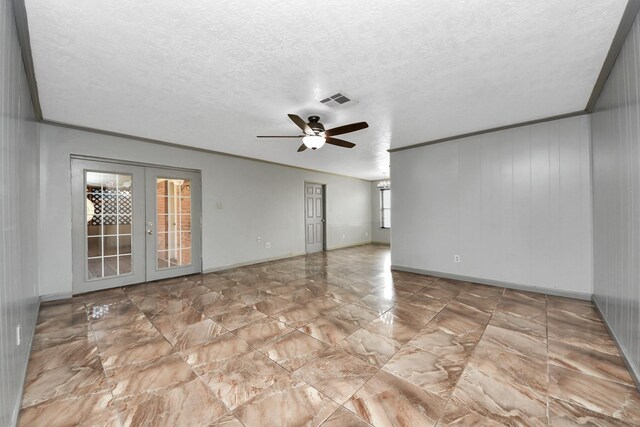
[19,245,640,426]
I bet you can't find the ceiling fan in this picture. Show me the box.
[257,114,369,152]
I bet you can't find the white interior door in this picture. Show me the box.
[72,159,202,293]
[305,182,325,253]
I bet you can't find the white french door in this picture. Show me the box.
[71,159,202,294]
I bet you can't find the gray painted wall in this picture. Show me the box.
[591,9,640,383]
[391,115,593,297]
[370,181,390,244]
[38,124,372,297]
[1,1,41,424]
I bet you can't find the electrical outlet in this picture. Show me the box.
[365,231,369,237]
[257,236,262,243]
[216,201,223,210]
[342,234,346,240]
[16,324,21,346]
[265,242,271,249]
[454,254,461,263]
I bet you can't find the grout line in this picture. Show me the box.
[433,286,506,425]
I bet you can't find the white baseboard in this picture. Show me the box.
[39,292,73,302]
[203,252,308,273]
[204,242,377,274]
[326,241,373,250]
[391,265,592,301]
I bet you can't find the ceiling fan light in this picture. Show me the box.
[302,135,326,150]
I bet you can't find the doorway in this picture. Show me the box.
[304,182,325,253]
[71,159,202,294]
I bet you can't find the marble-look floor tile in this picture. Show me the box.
[233,290,276,306]
[344,369,446,427]
[417,284,460,302]
[298,315,361,345]
[209,413,245,427]
[107,353,197,411]
[260,330,330,371]
[202,350,291,410]
[320,286,366,303]
[121,378,228,426]
[471,342,548,393]
[252,295,298,316]
[322,407,372,427]
[19,392,118,427]
[353,294,397,315]
[152,307,226,349]
[547,319,618,356]
[477,324,547,362]
[548,338,634,385]
[31,322,91,351]
[382,345,464,399]
[451,347,548,426]
[93,319,160,353]
[548,397,636,427]
[365,312,421,345]
[233,316,294,347]
[189,290,226,312]
[180,332,252,374]
[168,284,212,304]
[82,288,130,307]
[370,288,415,302]
[437,399,504,426]
[37,299,87,321]
[202,278,239,293]
[503,288,547,303]
[489,309,547,344]
[294,347,377,404]
[336,328,403,367]
[233,376,339,427]
[213,306,268,330]
[26,338,98,378]
[89,301,145,330]
[430,301,490,337]
[275,305,322,328]
[548,365,640,424]
[22,358,109,408]
[402,293,447,313]
[454,291,501,314]
[327,304,379,328]
[198,297,247,318]
[21,245,640,426]
[101,335,174,370]
[407,324,479,364]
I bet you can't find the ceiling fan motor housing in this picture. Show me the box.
[307,116,325,134]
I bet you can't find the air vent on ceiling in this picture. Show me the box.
[319,92,352,108]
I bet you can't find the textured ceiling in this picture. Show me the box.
[25,0,626,180]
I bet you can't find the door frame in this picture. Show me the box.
[303,181,326,253]
[70,155,203,294]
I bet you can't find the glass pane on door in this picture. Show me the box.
[156,178,192,269]
[85,172,133,280]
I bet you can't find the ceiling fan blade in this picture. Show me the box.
[325,121,368,137]
[256,135,304,138]
[288,114,312,134]
[326,137,356,148]
[297,144,308,152]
